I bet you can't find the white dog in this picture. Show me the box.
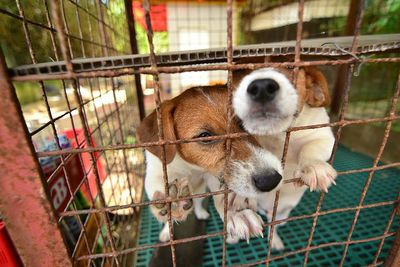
[218,66,338,249]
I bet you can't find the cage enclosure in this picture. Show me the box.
[0,0,399,266]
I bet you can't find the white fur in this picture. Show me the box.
[145,143,282,242]
[145,151,209,242]
[228,145,283,198]
[233,68,299,135]
[231,68,337,249]
[159,222,171,242]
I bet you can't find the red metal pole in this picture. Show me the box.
[0,47,71,266]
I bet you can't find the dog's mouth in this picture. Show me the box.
[249,110,288,121]
[249,104,287,119]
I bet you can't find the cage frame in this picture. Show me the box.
[0,0,399,266]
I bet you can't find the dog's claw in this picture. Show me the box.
[182,199,193,210]
[227,209,264,243]
[181,185,190,197]
[169,184,178,197]
[296,161,337,193]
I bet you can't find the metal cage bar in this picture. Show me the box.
[0,0,399,266]
[0,47,72,267]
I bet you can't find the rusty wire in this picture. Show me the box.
[8,57,400,82]
[0,0,399,266]
[31,114,400,158]
[141,0,178,266]
[303,1,365,265]
[49,1,121,266]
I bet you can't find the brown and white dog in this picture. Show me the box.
[224,66,338,249]
[137,86,282,242]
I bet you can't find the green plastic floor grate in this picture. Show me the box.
[134,146,399,266]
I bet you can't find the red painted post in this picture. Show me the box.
[0,48,71,266]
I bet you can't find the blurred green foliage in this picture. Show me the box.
[319,0,400,103]
[134,23,169,54]
[0,0,130,105]
[350,0,400,102]
[363,0,400,34]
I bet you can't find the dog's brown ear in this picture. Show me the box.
[302,67,331,107]
[137,101,176,164]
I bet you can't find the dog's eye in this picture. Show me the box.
[196,131,215,144]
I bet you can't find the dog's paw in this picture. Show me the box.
[271,234,285,251]
[227,209,264,243]
[295,161,337,192]
[151,178,194,222]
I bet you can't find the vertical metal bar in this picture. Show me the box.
[339,71,400,266]
[76,77,118,267]
[373,193,400,265]
[84,0,97,57]
[43,0,59,61]
[124,0,145,120]
[331,0,363,115]
[99,78,127,206]
[266,1,304,266]
[0,47,71,267]
[142,1,177,266]
[59,77,109,266]
[222,0,234,266]
[58,77,108,266]
[60,0,74,58]
[74,0,86,57]
[87,79,119,206]
[49,1,120,265]
[96,0,109,57]
[111,78,136,207]
[16,0,94,260]
[303,1,364,265]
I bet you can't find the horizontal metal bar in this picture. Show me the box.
[9,57,400,82]
[77,231,225,261]
[35,115,400,157]
[74,231,396,262]
[59,187,398,219]
[60,189,230,216]
[8,34,400,78]
[232,232,396,267]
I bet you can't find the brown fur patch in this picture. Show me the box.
[137,86,260,181]
[303,67,331,107]
[136,101,176,164]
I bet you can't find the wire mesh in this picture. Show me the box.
[0,0,399,266]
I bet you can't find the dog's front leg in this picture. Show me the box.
[150,177,194,222]
[146,172,194,242]
[206,175,264,243]
[212,192,263,243]
[296,137,337,192]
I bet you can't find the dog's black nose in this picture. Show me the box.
[252,171,282,192]
[247,79,279,103]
